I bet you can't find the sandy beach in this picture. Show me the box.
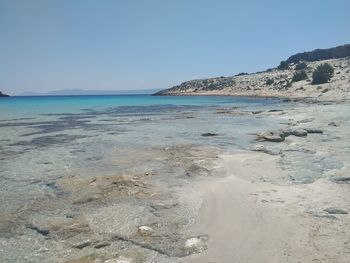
[183,99,350,263]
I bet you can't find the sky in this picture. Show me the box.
[1,0,350,95]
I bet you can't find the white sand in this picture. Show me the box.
[184,150,350,262]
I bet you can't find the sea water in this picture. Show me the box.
[0,95,285,208]
[0,95,286,261]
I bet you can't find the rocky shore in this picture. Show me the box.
[0,91,9,97]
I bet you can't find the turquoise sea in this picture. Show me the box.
[0,95,286,262]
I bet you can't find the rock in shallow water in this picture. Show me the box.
[256,130,286,142]
[201,132,218,137]
[328,121,340,127]
[251,145,281,155]
[331,176,350,184]
[324,208,348,214]
[289,129,308,137]
[305,128,323,134]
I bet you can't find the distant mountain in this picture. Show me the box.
[18,88,161,96]
[286,44,350,64]
[0,91,9,97]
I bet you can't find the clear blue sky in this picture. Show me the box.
[1,0,349,95]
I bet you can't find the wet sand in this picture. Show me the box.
[184,100,350,263]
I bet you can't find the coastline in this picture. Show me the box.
[1,95,350,262]
[153,90,350,103]
[154,57,350,103]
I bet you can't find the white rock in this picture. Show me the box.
[104,257,131,263]
[138,225,153,235]
[185,237,202,248]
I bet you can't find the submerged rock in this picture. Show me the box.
[201,132,218,137]
[328,121,340,127]
[289,129,308,137]
[26,215,91,239]
[324,208,348,214]
[256,127,324,143]
[305,128,323,134]
[251,145,281,155]
[331,176,350,184]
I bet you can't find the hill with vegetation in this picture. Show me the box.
[286,44,350,64]
[155,44,350,100]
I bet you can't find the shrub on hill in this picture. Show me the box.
[277,60,289,70]
[236,72,248,76]
[286,44,350,64]
[295,62,307,70]
[292,71,308,82]
[266,78,274,85]
[312,63,334,84]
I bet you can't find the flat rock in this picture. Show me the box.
[251,145,281,155]
[256,130,285,142]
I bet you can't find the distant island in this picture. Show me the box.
[155,44,350,101]
[18,88,161,96]
[0,91,9,97]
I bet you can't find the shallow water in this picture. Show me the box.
[0,95,286,262]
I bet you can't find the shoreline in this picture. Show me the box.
[182,98,350,262]
[1,95,350,262]
[153,92,350,104]
[151,92,350,103]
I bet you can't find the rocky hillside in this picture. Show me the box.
[0,91,9,97]
[155,46,350,100]
[286,44,350,64]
